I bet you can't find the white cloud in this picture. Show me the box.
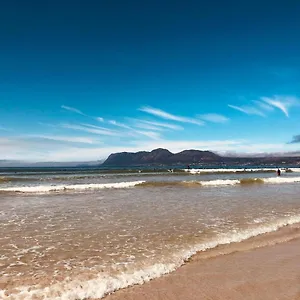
[107,120,162,139]
[60,122,160,140]
[61,123,118,136]
[131,119,183,130]
[134,131,161,139]
[252,101,274,112]
[61,105,87,116]
[142,120,183,130]
[139,106,204,125]
[229,95,299,118]
[228,104,266,117]
[79,123,114,131]
[261,96,299,117]
[108,120,132,130]
[1,136,300,162]
[198,113,229,123]
[27,135,99,144]
[134,123,164,131]
[61,105,106,122]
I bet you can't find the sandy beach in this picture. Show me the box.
[106,227,300,300]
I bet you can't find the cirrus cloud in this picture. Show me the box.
[139,106,204,126]
[198,113,229,123]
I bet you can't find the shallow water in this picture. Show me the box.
[1,167,300,299]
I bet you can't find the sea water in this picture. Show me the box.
[1,167,300,299]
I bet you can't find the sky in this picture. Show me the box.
[1,0,300,162]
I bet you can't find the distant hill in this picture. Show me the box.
[102,148,222,166]
[102,148,300,167]
[0,160,105,168]
[168,150,221,163]
[2,150,300,168]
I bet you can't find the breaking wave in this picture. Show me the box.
[136,181,202,188]
[138,176,300,188]
[238,178,264,184]
[137,179,264,187]
[0,176,34,183]
[2,214,300,300]
[0,181,145,193]
[2,176,300,194]
[0,176,11,183]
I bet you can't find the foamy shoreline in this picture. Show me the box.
[2,219,300,300]
[105,223,300,300]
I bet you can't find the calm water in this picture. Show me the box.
[1,167,300,299]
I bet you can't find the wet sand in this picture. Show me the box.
[106,231,300,300]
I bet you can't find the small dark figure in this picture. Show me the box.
[277,168,281,176]
[187,165,190,170]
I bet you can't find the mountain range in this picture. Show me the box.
[1,149,300,167]
[102,148,300,166]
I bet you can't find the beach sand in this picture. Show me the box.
[105,226,300,300]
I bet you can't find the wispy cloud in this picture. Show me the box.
[129,119,183,130]
[252,101,274,112]
[0,126,11,131]
[134,130,161,139]
[261,96,299,117]
[61,122,161,140]
[229,96,299,118]
[27,135,99,144]
[61,105,105,122]
[228,105,266,117]
[139,106,204,125]
[108,120,132,130]
[107,120,162,139]
[61,105,87,116]
[61,123,118,136]
[263,99,288,117]
[134,123,165,131]
[79,123,114,131]
[198,113,229,123]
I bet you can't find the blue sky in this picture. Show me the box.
[1,0,300,161]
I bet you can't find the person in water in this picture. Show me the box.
[277,168,281,176]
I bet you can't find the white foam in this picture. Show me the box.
[4,214,300,300]
[5,176,300,193]
[288,168,300,172]
[199,176,300,187]
[0,181,145,193]
[184,168,300,174]
[201,179,240,186]
[181,214,300,262]
[264,176,300,184]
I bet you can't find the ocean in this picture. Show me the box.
[1,166,300,299]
